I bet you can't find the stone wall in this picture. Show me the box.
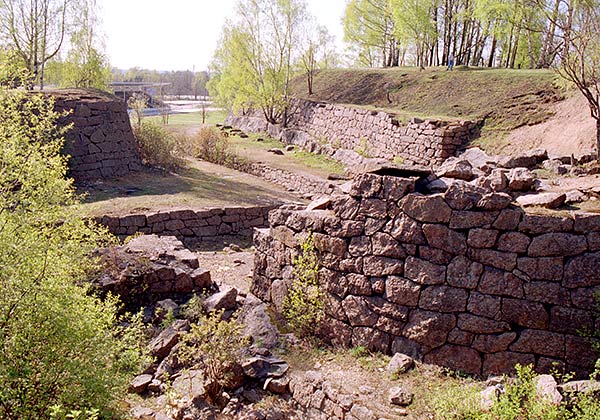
[227,99,480,167]
[50,89,142,181]
[97,205,278,243]
[252,174,600,377]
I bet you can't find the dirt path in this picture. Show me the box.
[500,91,596,158]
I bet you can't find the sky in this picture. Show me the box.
[101,0,347,72]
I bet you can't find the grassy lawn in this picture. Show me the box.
[145,110,227,127]
[227,132,346,176]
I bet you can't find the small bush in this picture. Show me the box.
[282,232,324,338]
[190,126,239,165]
[177,310,249,404]
[133,120,181,170]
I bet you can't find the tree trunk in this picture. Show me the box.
[597,118,600,163]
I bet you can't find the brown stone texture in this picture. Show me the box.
[252,173,600,377]
[51,89,141,181]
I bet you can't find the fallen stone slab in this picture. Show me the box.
[130,374,153,394]
[516,192,566,209]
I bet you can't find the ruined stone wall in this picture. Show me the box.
[97,205,278,243]
[252,174,600,377]
[50,89,142,181]
[227,99,480,167]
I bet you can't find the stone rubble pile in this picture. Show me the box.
[428,147,599,209]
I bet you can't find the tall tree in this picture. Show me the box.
[343,0,399,67]
[0,0,71,89]
[209,0,310,124]
[559,0,600,161]
[300,24,336,95]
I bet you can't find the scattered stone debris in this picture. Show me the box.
[268,148,285,155]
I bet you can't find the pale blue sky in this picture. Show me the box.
[101,0,347,71]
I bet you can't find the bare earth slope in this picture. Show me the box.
[500,90,596,158]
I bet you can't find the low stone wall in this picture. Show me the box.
[237,161,338,198]
[50,89,142,181]
[253,174,600,377]
[97,205,278,243]
[227,99,480,167]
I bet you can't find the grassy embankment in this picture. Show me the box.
[289,66,565,151]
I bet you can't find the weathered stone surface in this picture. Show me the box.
[423,224,467,254]
[483,352,535,375]
[507,168,535,191]
[385,276,421,307]
[343,296,378,326]
[419,286,468,313]
[148,320,189,359]
[472,332,516,353]
[444,182,486,210]
[517,193,566,209]
[528,233,587,257]
[467,228,499,249]
[447,256,483,289]
[424,344,482,374]
[511,330,564,358]
[478,268,523,298]
[497,232,530,253]
[501,299,549,329]
[387,214,427,244]
[203,287,238,312]
[404,310,456,348]
[363,256,404,276]
[517,257,563,281]
[467,292,501,318]
[450,210,498,229]
[536,375,563,405]
[458,314,510,334]
[436,158,474,180]
[563,251,600,288]
[371,232,406,258]
[130,374,153,394]
[402,194,452,223]
[405,257,446,285]
[469,248,517,271]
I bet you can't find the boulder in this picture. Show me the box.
[499,149,548,169]
[130,374,153,394]
[268,148,284,155]
[516,193,566,209]
[386,353,415,375]
[171,369,206,405]
[388,386,414,406]
[435,158,474,180]
[507,168,535,191]
[203,287,238,312]
[148,319,190,359]
[535,375,562,405]
[460,147,498,173]
[480,385,502,410]
[543,159,569,175]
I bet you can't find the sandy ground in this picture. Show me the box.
[501,91,596,158]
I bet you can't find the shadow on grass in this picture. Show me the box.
[79,165,288,208]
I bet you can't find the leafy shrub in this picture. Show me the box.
[0,90,146,418]
[282,232,324,337]
[190,126,240,165]
[178,310,249,404]
[133,120,181,170]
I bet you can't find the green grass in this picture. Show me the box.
[146,110,227,127]
[228,133,345,176]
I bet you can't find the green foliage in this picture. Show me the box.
[185,126,240,166]
[181,294,205,323]
[49,406,100,420]
[133,120,182,171]
[349,346,369,358]
[282,232,324,337]
[178,310,249,403]
[0,48,32,88]
[0,89,146,418]
[431,381,483,419]
[209,0,309,123]
[431,364,600,420]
